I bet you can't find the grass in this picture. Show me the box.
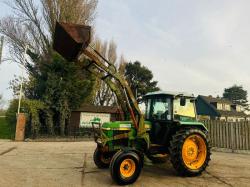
[0,110,6,116]
[0,117,15,139]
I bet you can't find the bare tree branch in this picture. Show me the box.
[1,0,98,67]
[93,38,125,106]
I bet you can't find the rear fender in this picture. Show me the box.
[178,121,208,132]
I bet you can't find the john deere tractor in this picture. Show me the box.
[54,22,211,185]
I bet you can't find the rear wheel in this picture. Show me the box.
[110,150,142,185]
[169,128,211,176]
[93,147,112,169]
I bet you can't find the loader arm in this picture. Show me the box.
[53,22,145,134]
[81,48,143,130]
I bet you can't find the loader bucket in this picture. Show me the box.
[53,22,91,61]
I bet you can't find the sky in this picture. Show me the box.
[1,0,250,105]
[0,0,25,104]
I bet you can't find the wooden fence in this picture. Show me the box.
[203,121,250,151]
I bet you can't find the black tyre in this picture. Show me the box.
[110,150,142,185]
[93,147,112,169]
[169,128,211,176]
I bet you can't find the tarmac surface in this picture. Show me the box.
[0,140,250,187]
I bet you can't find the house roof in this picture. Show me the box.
[73,104,121,114]
[199,95,232,105]
[217,110,246,117]
[197,95,247,117]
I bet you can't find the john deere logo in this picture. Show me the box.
[119,124,131,128]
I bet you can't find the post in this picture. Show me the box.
[15,46,28,141]
[15,113,26,141]
[17,66,24,114]
[17,46,28,114]
[230,122,235,152]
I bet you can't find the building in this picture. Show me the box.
[69,104,123,135]
[196,95,248,122]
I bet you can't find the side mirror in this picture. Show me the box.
[190,98,196,103]
[180,97,186,106]
[137,96,143,103]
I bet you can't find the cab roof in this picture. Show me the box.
[144,91,195,98]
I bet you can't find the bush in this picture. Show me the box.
[5,99,19,127]
[0,109,6,116]
[6,99,45,138]
[0,117,15,139]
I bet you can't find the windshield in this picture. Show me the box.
[145,97,172,121]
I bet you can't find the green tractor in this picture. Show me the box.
[53,22,211,185]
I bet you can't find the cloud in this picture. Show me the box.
[1,0,250,102]
[96,0,250,99]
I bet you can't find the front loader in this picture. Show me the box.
[53,22,211,185]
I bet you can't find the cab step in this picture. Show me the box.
[148,144,167,155]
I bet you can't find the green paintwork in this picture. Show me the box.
[102,121,132,129]
[102,121,151,130]
[95,91,208,152]
[97,120,151,151]
[178,120,208,131]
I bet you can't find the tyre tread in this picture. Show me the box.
[169,128,211,176]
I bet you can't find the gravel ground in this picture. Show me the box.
[0,140,250,187]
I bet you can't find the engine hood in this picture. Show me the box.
[102,121,151,131]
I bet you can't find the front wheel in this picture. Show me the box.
[169,128,211,176]
[110,150,142,185]
[93,147,112,168]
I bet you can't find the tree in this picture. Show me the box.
[0,0,97,66]
[0,36,3,64]
[223,85,249,109]
[93,39,125,106]
[41,53,95,135]
[0,94,6,116]
[9,53,95,135]
[0,0,98,136]
[0,94,4,109]
[124,61,160,100]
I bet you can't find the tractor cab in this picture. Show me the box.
[143,91,197,145]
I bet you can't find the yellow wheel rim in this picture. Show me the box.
[120,159,136,178]
[182,134,207,170]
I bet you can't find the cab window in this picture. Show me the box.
[174,98,195,118]
[151,98,171,120]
